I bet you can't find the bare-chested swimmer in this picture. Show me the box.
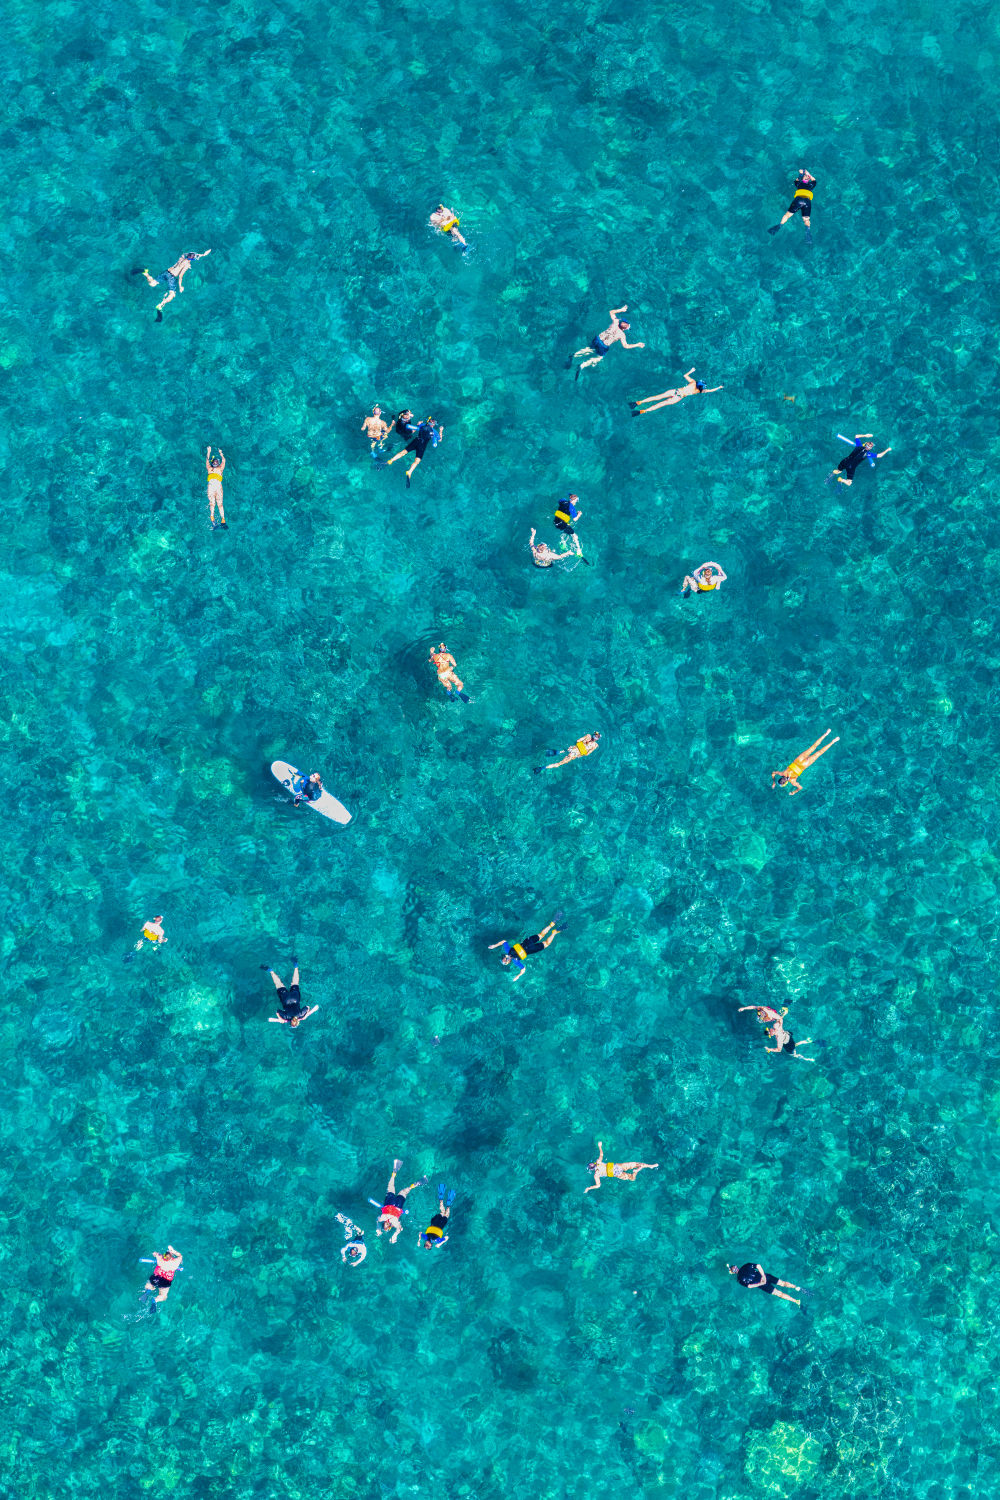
[132,249,212,321]
[570,304,644,373]
[428,642,471,703]
[361,405,390,452]
[429,204,467,247]
[530,529,575,568]
[630,367,723,414]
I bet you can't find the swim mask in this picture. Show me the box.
[696,381,705,392]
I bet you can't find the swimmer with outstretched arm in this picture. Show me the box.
[630,368,723,414]
[262,961,319,1027]
[830,434,892,485]
[132,249,212,321]
[376,1160,428,1243]
[584,1140,658,1194]
[771,729,839,795]
[530,529,575,568]
[571,304,644,373]
[488,921,561,981]
[140,1245,182,1307]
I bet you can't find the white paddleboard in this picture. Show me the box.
[271,761,352,825]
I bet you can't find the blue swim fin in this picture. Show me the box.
[445,1188,457,1208]
[458,691,472,703]
[438,1182,447,1199]
[767,224,780,235]
[804,228,813,246]
[553,909,566,927]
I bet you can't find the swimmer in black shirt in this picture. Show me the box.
[830,433,892,485]
[768,169,816,242]
[727,1262,802,1306]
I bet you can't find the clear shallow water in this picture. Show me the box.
[2,0,999,1495]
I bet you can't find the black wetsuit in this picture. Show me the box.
[836,444,869,479]
[405,421,438,460]
[394,414,418,439]
[788,174,816,216]
[737,1264,779,1293]
[277,984,305,1020]
[554,497,580,535]
[520,934,546,955]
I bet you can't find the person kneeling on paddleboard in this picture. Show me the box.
[292,772,323,807]
[262,960,319,1028]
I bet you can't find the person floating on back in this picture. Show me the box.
[536,732,600,772]
[140,1245,182,1312]
[771,729,839,796]
[553,494,584,558]
[630,368,723,415]
[206,446,227,530]
[681,561,727,596]
[419,1185,456,1249]
[728,1261,802,1307]
[570,304,644,375]
[361,405,391,453]
[337,1213,367,1266]
[292,771,324,807]
[583,1140,658,1194]
[530,528,576,568]
[488,920,561,981]
[132,249,211,321]
[768,169,816,243]
[385,416,443,487]
[262,960,318,1028]
[429,204,466,248]
[830,433,892,486]
[376,1160,428,1243]
[429,642,471,703]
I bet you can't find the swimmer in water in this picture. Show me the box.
[629,368,723,414]
[772,729,839,796]
[428,642,471,703]
[553,494,584,557]
[570,304,644,373]
[132,249,211,321]
[385,417,443,487]
[764,1013,815,1061]
[429,204,466,247]
[488,921,561,981]
[768,168,816,243]
[830,433,892,485]
[133,916,167,953]
[681,561,727,596]
[361,405,391,452]
[377,1160,428,1243]
[537,733,601,771]
[530,528,575,568]
[728,1261,802,1306]
[263,961,319,1028]
[738,1003,788,1030]
[206,447,226,529]
[336,1212,367,1266]
[419,1185,456,1248]
[141,1245,182,1307]
[584,1140,658,1194]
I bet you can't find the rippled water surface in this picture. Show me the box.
[2,0,999,1496]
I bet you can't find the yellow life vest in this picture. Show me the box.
[794,187,813,201]
[512,943,528,961]
[439,216,459,232]
[576,738,594,755]
[605,1162,615,1177]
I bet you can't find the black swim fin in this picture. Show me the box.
[155,310,163,323]
[804,228,813,246]
[458,692,471,703]
[405,475,411,489]
[129,267,146,275]
[767,224,780,235]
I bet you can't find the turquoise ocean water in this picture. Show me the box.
[3,0,1000,1494]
